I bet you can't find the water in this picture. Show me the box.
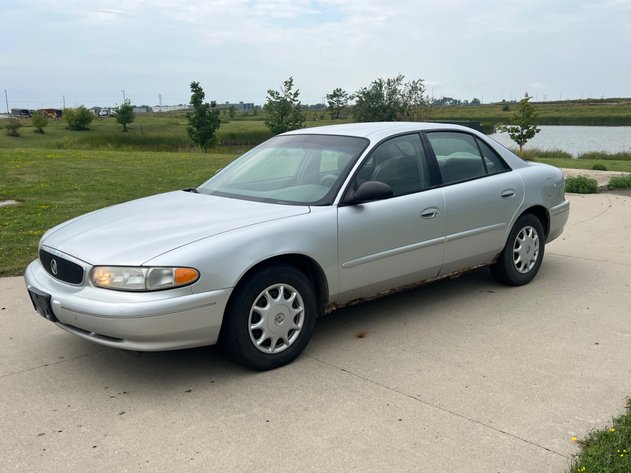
[489,126,631,156]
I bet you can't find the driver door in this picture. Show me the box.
[336,134,445,304]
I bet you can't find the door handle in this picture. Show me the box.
[420,207,439,219]
[501,189,516,199]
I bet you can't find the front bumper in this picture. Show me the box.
[24,260,232,351]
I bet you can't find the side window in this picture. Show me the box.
[426,132,487,185]
[354,134,429,197]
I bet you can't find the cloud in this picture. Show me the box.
[3,0,631,106]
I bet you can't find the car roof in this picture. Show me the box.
[281,121,528,170]
[282,121,475,142]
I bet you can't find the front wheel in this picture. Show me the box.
[491,214,545,286]
[223,265,318,371]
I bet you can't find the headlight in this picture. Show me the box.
[91,266,199,291]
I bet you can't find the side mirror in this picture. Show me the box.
[350,181,393,204]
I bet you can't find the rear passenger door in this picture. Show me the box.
[424,131,525,275]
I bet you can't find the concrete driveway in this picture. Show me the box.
[2,193,630,473]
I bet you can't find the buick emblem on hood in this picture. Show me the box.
[50,259,58,276]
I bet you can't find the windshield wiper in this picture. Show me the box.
[182,187,199,193]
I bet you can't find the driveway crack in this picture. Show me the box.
[309,356,569,459]
[566,195,612,227]
[0,349,108,379]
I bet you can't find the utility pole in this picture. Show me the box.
[158,93,162,112]
[122,90,126,102]
[4,89,9,115]
[62,95,66,108]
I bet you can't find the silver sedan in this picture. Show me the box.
[25,122,570,370]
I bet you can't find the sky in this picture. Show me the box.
[1,0,630,109]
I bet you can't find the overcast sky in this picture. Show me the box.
[2,0,630,109]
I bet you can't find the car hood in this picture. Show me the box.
[42,191,310,265]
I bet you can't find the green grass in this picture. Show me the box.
[2,109,631,275]
[518,148,574,160]
[0,113,337,152]
[0,148,237,276]
[580,151,631,161]
[535,158,631,173]
[568,399,631,473]
[429,98,631,126]
[502,147,631,172]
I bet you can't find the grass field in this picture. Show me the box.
[536,157,631,172]
[0,148,236,276]
[0,114,268,152]
[0,113,337,152]
[2,106,631,276]
[3,97,631,152]
[429,98,631,126]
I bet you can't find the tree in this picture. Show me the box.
[498,93,540,154]
[64,105,94,130]
[353,74,429,122]
[114,99,135,132]
[31,110,49,134]
[229,105,236,119]
[186,81,221,152]
[326,88,349,119]
[5,118,21,137]
[264,77,305,134]
[398,78,428,121]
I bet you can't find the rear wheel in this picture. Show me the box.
[491,213,545,286]
[223,265,318,371]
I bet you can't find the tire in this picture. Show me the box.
[223,265,318,371]
[491,213,545,286]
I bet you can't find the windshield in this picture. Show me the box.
[198,134,368,205]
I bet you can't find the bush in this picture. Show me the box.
[592,163,608,171]
[565,175,598,193]
[608,175,631,189]
[31,110,48,134]
[5,118,21,137]
[64,105,94,131]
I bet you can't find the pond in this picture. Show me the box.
[489,126,631,156]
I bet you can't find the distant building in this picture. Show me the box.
[218,101,255,112]
[153,104,191,112]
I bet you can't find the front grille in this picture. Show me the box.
[40,249,84,284]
